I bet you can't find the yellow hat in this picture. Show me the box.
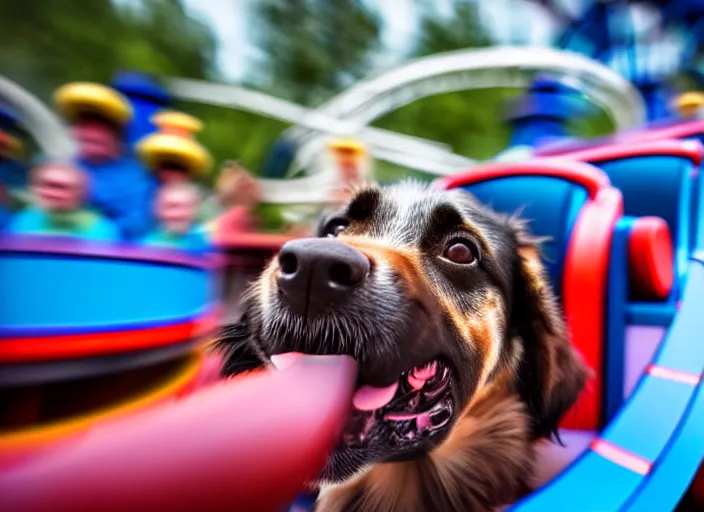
[152,111,204,135]
[136,133,213,178]
[54,82,133,127]
[674,92,704,118]
[327,137,367,155]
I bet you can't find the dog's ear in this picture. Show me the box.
[215,315,266,377]
[510,229,588,440]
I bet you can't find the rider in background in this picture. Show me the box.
[203,161,263,236]
[7,162,119,240]
[54,82,157,240]
[136,110,213,186]
[673,91,704,120]
[141,182,210,252]
[326,137,370,205]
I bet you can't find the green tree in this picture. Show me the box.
[413,0,490,57]
[251,0,383,106]
[371,0,505,171]
[0,0,217,100]
[373,0,614,173]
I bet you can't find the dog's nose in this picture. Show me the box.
[276,238,370,316]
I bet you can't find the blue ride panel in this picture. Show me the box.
[622,256,704,511]
[625,377,704,511]
[605,217,634,422]
[463,176,588,293]
[595,155,691,293]
[510,450,644,511]
[0,240,214,335]
[600,375,694,461]
[653,253,704,375]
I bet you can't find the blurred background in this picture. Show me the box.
[0,0,622,185]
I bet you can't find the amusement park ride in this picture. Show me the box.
[3,0,704,510]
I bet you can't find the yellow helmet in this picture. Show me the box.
[327,137,367,156]
[152,111,204,135]
[54,82,133,127]
[136,111,212,178]
[673,92,704,118]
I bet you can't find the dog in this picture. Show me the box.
[216,180,588,512]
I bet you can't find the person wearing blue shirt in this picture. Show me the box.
[54,82,157,240]
[7,163,119,241]
[141,182,211,253]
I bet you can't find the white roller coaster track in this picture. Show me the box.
[0,76,77,162]
[167,46,645,203]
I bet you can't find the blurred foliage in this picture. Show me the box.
[374,89,519,162]
[414,0,491,57]
[251,0,383,106]
[0,0,216,98]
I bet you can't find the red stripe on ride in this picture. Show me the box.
[0,312,218,363]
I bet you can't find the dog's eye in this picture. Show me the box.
[443,239,478,265]
[322,218,349,238]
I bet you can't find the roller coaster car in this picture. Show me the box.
[0,236,357,512]
[545,138,703,324]
[436,153,704,511]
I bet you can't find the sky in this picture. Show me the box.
[181,0,558,83]
[181,0,430,82]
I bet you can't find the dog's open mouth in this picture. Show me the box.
[343,359,454,451]
[271,354,454,454]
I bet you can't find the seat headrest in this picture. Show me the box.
[628,217,674,301]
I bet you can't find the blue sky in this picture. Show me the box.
[181,0,559,82]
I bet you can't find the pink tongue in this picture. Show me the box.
[353,381,399,411]
[271,352,400,411]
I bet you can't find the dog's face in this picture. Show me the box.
[219,181,587,484]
